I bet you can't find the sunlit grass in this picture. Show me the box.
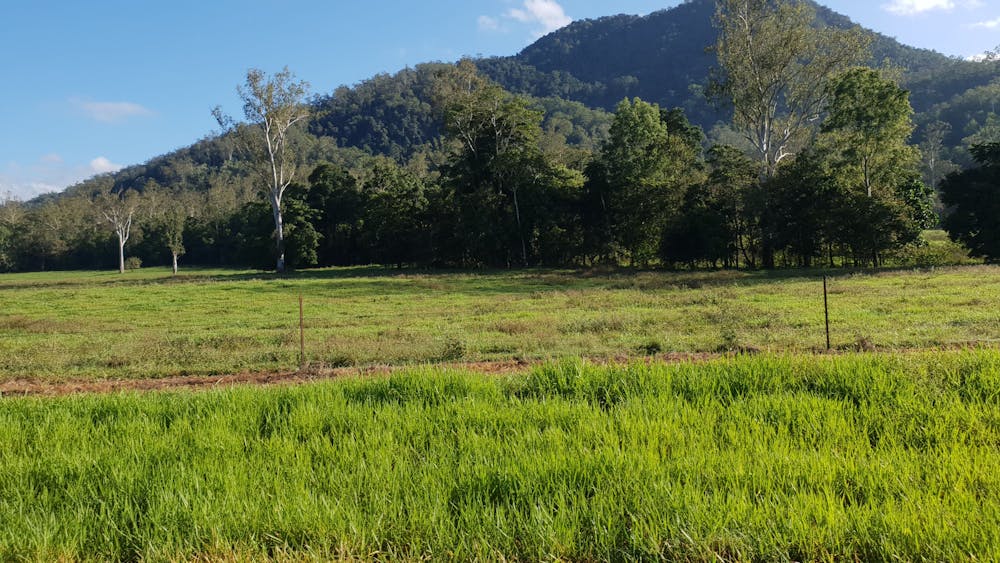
[2,351,999,560]
[2,265,1000,380]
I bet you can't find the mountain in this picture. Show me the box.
[477,1,719,124]
[308,63,612,161]
[478,0,1000,132]
[44,0,1000,199]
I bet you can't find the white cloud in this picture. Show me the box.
[480,0,571,37]
[0,180,60,200]
[71,98,153,123]
[882,0,984,15]
[970,16,1000,28]
[506,0,572,34]
[478,15,501,31]
[966,49,999,61]
[0,155,125,200]
[89,156,122,175]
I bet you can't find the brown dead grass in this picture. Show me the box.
[0,353,716,398]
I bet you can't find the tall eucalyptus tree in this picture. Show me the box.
[215,67,311,273]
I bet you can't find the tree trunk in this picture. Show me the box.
[512,188,528,267]
[118,236,125,274]
[761,242,776,270]
[271,195,286,273]
[172,252,179,276]
[761,211,776,269]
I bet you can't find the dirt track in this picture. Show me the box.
[0,353,718,398]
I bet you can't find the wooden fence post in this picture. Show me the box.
[824,276,831,351]
[299,295,305,370]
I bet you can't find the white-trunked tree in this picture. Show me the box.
[143,182,196,275]
[0,192,24,271]
[711,0,867,268]
[96,188,140,274]
[214,67,311,273]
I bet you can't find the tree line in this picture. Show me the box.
[1,0,994,274]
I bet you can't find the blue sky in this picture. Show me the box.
[2,0,998,199]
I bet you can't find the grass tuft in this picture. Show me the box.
[3,352,1000,559]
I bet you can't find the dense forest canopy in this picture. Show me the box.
[1,0,997,273]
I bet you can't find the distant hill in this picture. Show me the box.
[478,0,999,132]
[308,63,611,161]
[51,0,1000,199]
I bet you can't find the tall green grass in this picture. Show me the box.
[2,351,1000,560]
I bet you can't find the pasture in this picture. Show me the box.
[1,265,999,381]
[3,266,1000,560]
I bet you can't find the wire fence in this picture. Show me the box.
[2,267,1000,387]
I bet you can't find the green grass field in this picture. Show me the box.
[4,266,1000,560]
[2,352,1000,560]
[1,265,1000,380]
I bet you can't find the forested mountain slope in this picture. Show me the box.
[30,0,1000,200]
[478,0,995,148]
[479,0,998,132]
[57,65,611,201]
[309,63,611,161]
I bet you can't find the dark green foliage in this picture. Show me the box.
[660,196,731,267]
[972,142,1000,164]
[224,202,276,269]
[221,186,319,271]
[661,145,754,268]
[839,191,922,267]
[437,82,586,267]
[660,68,932,270]
[480,2,720,125]
[306,163,366,266]
[764,153,839,268]
[896,176,937,230]
[941,143,1000,260]
[362,160,434,267]
[22,0,1000,218]
[475,57,608,110]
[308,63,612,163]
[810,69,930,266]
[0,199,19,273]
[919,80,1000,153]
[83,139,221,197]
[282,187,321,270]
[532,97,612,152]
[760,150,926,269]
[310,64,450,160]
[439,85,541,266]
[478,0,999,155]
[586,100,703,266]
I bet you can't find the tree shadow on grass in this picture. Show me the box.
[0,264,989,296]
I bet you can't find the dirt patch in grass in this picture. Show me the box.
[0,353,716,398]
[0,315,85,334]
